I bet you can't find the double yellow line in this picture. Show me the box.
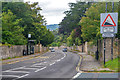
[76,54,83,73]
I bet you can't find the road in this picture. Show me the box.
[1,50,80,80]
[1,49,119,80]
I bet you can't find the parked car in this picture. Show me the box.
[51,48,55,52]
[62,48,67,52]
[49,47,54,50]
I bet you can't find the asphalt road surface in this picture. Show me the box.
[1,49,119,80]
[1,50,80,80]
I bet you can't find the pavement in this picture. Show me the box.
[73,52,119,80]
[79,53,111,72]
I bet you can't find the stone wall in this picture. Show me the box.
[1,45,26,59]
[34,44,42,53]
[85,38,118,62]
[99,38,118,62]
[67,38,119,62]
[1,44,48,59]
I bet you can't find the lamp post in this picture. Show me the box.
[27,34,31,55]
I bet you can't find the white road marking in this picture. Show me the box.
[35,67,46,72]
[3,66,26,72]
[18,74,29,79]
[33,62,47,66]
[49,62,55,66]
[57,59,61,62]
[2,52,67,79]
[3,71,30,73]
[31,65,43,68]
[73,73,81,79]
[0,75,20,78]
[22,68,38,70]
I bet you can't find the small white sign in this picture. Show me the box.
[103,27,114,33]
[28,34,31,38]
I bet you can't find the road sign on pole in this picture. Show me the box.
[100,13,118,36]
[102,14,116,27]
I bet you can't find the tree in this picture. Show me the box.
[59,2,92,35]
[2,2,54,46]
[116,2,120,39]
[2,10,27,45]
[79,2,119,43]
[67,36,73,47]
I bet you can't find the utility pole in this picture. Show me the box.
[111,2,114,60]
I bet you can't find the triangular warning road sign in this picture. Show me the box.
[102,14,116,27]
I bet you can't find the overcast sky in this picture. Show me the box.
[24,0,77,25]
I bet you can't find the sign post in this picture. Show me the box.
[100,2,118,66]
[111,2,114,60]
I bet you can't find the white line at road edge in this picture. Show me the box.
[22,68,38,70]
[3,71,30,73]
[3,66,26,72]
[35,67,46,72]
[72,73,81,79]
[0,75,20,78]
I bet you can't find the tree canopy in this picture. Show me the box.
[2,2,54,46]
[59,2,92,35]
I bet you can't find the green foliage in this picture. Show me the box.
[75,37,81,46]
[105,57,119,71]
[67,36,73,46]
[2,10,27,45]
[67,26,83,46]
[59,2,92,35]
[80,2,119,42]
[116,2,120,39]
[51,42,61,47]
[59,2,92,46]
[2,2,54,46]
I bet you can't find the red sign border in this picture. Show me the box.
[102,14,116,27]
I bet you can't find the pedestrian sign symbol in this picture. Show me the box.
[102,14,116,27]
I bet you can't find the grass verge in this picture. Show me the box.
[104,57,119,72]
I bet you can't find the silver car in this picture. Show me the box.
[51,48,55,52]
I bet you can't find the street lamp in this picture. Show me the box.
[27,34,31,55]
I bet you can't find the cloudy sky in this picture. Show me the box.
[24,0,77,25]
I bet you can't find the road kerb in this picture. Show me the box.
[73,54,83,79]
[76,54,83,73]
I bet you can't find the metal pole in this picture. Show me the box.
[106,3,107,12]
[112,2,114,12]
[104,2,107,65]
[96,39,99,60]
[111,2,114,60]
[111,37,113,60]
[103,29,105,64]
